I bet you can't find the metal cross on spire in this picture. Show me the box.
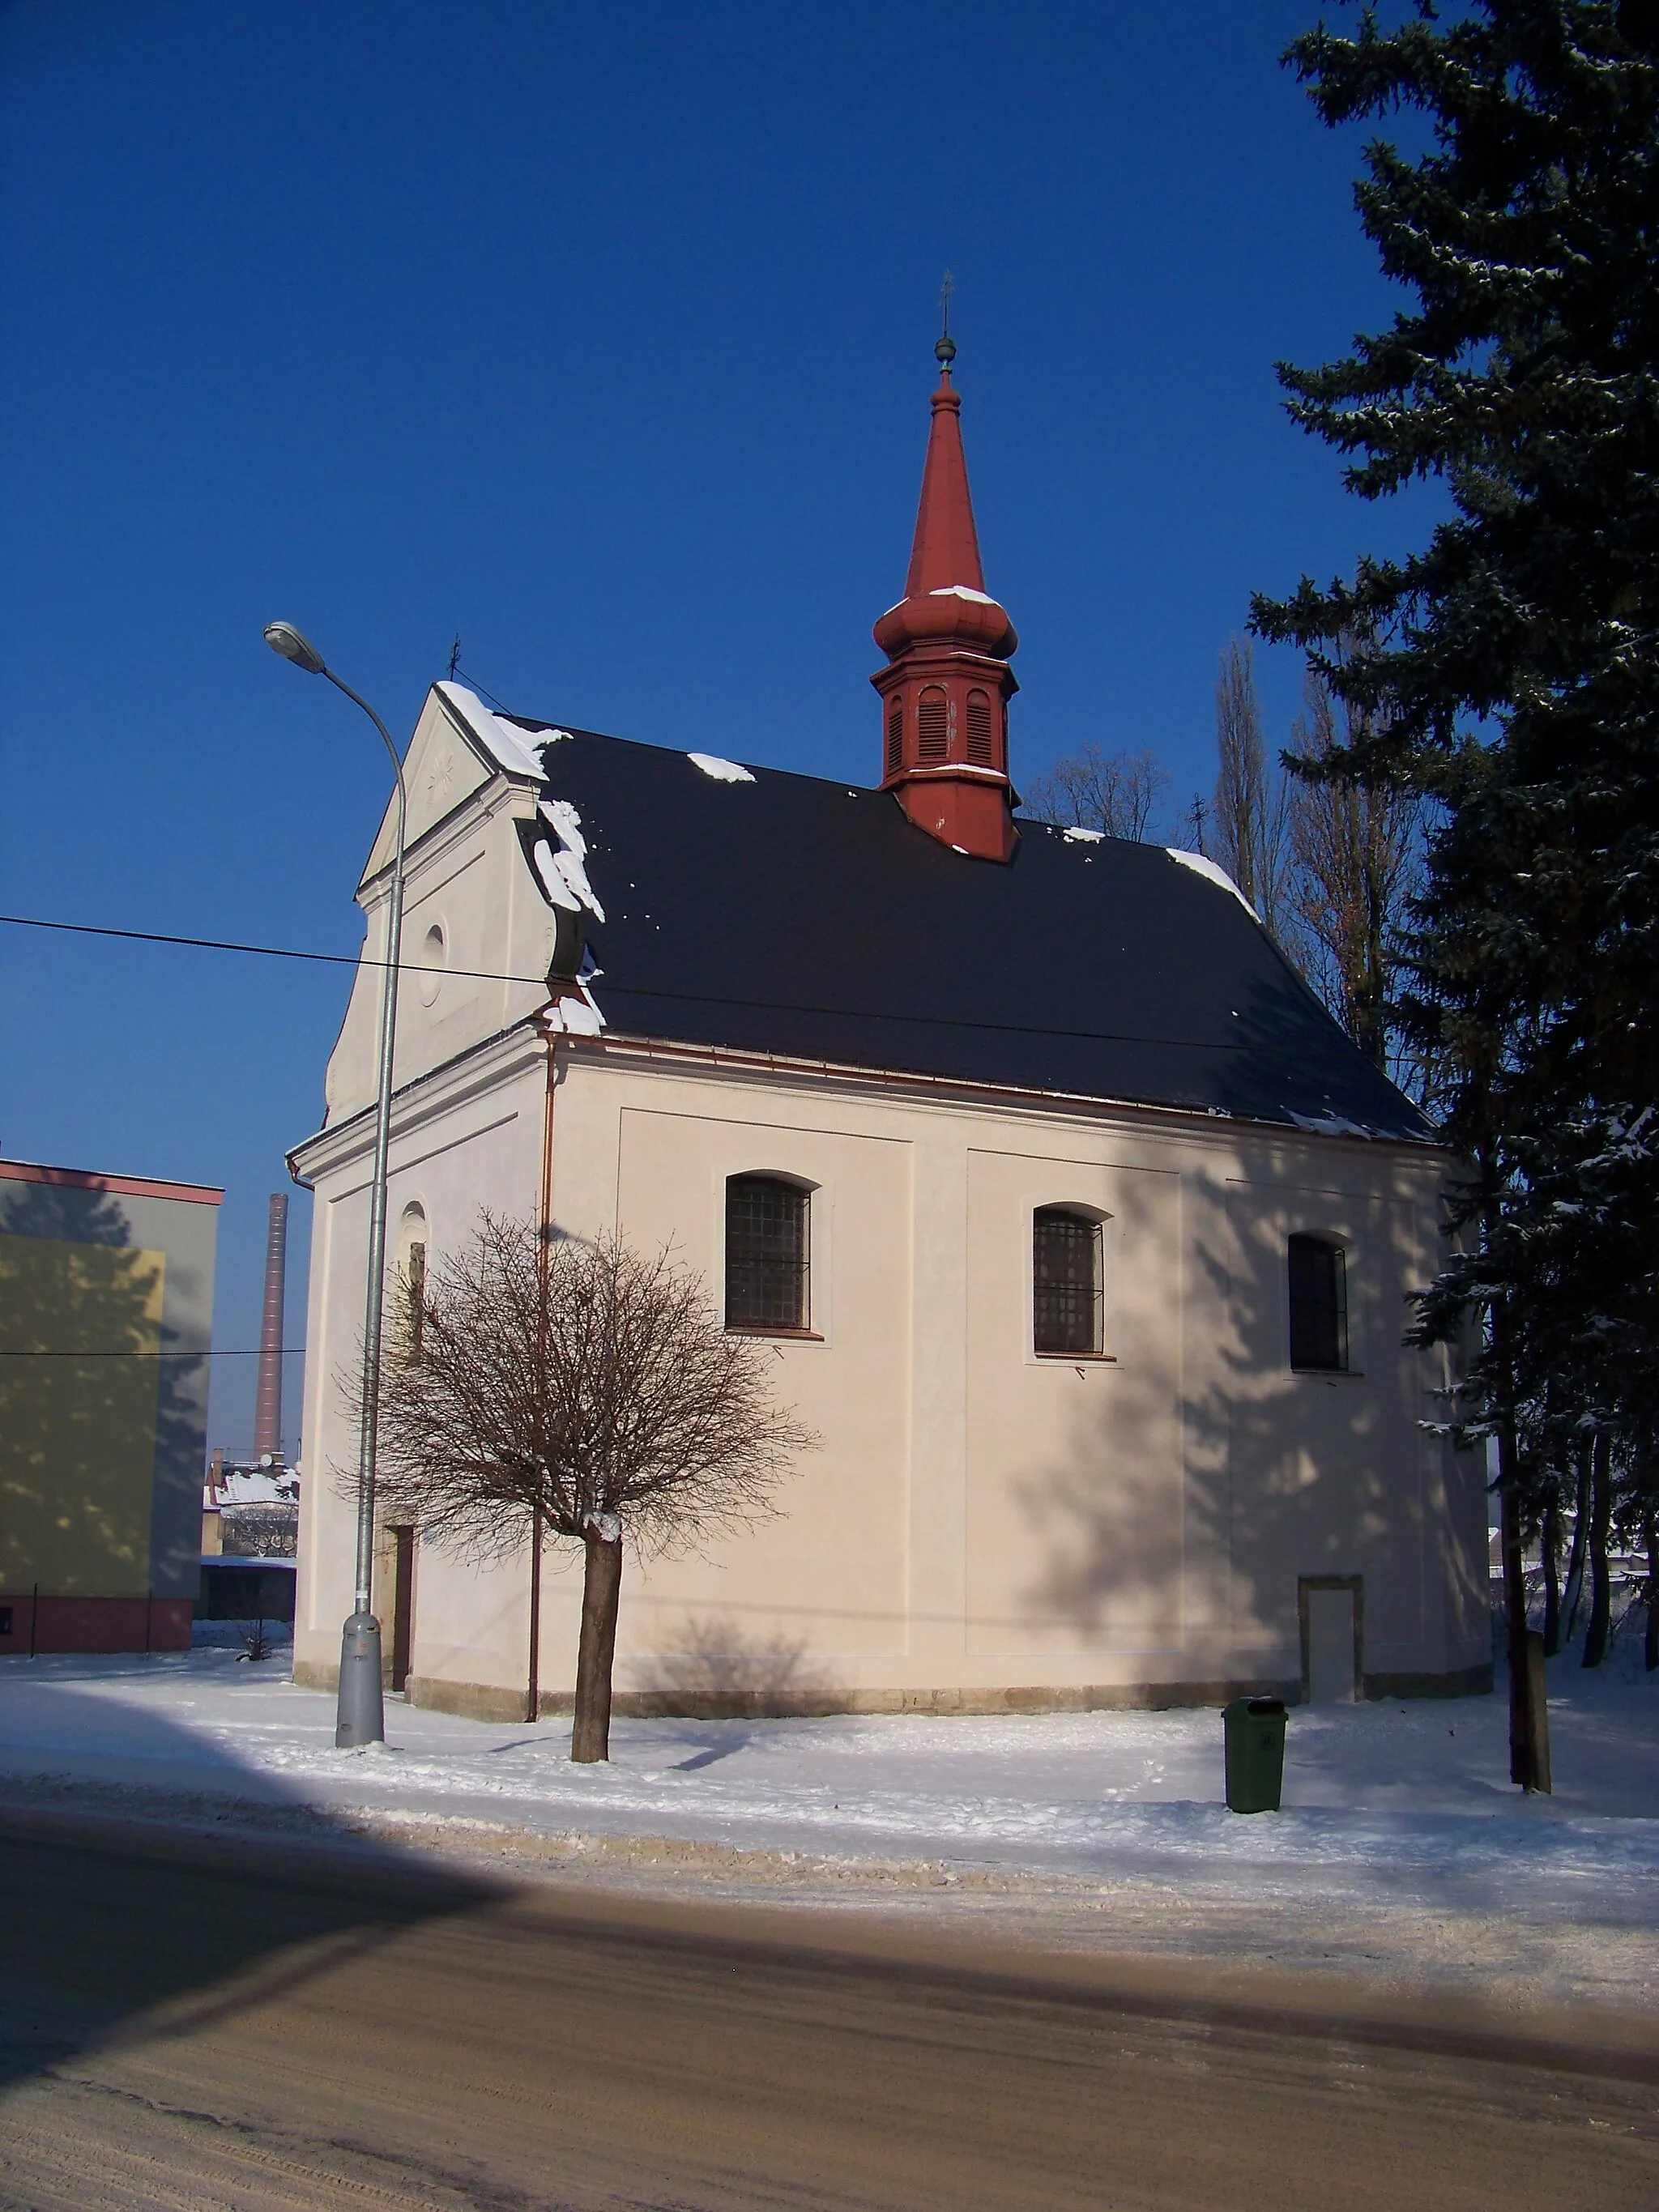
[936,269,956,374]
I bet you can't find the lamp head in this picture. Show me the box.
[263,621,327,676]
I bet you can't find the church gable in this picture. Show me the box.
[360,682,560,883]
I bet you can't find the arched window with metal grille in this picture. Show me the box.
[1033,1207,1103,1356]
[917,686,949,761]
[725,1175,811,1332]
[1288,1234,1348,1371]
[396,1203,428,1364]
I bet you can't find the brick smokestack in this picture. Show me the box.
[253,1193,288,1461]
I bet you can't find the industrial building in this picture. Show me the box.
[0,1157,220,1653]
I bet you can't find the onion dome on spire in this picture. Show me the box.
[871,333,1019,862]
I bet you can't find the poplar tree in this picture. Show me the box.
[1285,662,1424,1089]
[1252,4,1659,1783]
[1212,639,1293,942]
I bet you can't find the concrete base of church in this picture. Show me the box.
[1363,1663,1494,1701]
[293,1656,1491,1724]
[0,1594,193,1656]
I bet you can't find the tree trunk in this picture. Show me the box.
[1540,1489,1563,1656]
[1525,1630,1551,1796]
[1499,1475,1546,1789]
[1560,1438,1591,1646]
[525,1507,543,1724]
[1644,1508,1658,1675]
[1582,1428,1614,1671]
[571,1530,623,1762]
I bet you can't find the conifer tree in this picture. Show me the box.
[1252,4,1659,1786]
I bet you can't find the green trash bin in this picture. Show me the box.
[1224,1695,1287,1813]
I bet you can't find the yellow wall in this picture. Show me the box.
[0,1234,165,1593]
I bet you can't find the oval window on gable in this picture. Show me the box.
[726,1175,810,1332]
[1034,1207,1103,1357]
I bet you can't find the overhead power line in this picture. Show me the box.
[0,1345,308,1359]
[2,908,1318,1060]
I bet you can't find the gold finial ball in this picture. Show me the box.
[935,333,957,369]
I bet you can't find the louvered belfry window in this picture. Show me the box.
[1288,1234,1348,1370]
[885,697,904,777]
[1033,1208,1103,1356]
[966,689,993,763]
[726,1176,809,1332]
[918,687,949,761]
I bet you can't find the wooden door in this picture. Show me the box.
[388,1526,416,1693]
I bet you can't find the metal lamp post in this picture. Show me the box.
[264,620,407,1748]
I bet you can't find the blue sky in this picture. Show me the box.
[0,1,1436,1459]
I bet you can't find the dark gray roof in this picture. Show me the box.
[514,719,1432,1144]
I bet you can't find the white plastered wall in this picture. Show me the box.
[293,1033,1487,1719]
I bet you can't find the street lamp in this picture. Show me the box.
[265,620,407,1747]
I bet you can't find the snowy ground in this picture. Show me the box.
[3,1621,1656,2010]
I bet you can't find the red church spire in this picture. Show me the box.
[904,358,985,599]
[872,330,1019,863]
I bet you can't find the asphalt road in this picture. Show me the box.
[2,1816,1655,2212]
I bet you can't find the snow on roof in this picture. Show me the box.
[1063,826,1105,844]
[1288,1109,1379,1140]
[206,1466,300,1507]
[540,983,605,1037]
[1165,846,1260,920]
[533,799,606,921]
[436,681,552,782]
[687,752,756,784]
[904,761,1007,782]
[929,584,999,606]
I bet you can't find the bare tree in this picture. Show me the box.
[1284,666,1423,1080]
[360,1214,816,1762]
[1212,637,1292,940]
[1021,743,1167,842]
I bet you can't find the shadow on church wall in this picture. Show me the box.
[995,974,1487,1696]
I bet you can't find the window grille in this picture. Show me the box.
[918,688,949,761]
[726,1176,809,1332]
[886,697,904,777]
[405,1240,426,1362]
[966,690,993,763]
[1288,1234,1348,1370]
[1033,1208,1102,1356]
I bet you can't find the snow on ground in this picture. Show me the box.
[3,1622,1655,2005]
[0,1630,1651,1880]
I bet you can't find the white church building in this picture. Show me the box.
[288,346,1490,1723]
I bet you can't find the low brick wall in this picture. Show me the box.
[0,1594,193,1655]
